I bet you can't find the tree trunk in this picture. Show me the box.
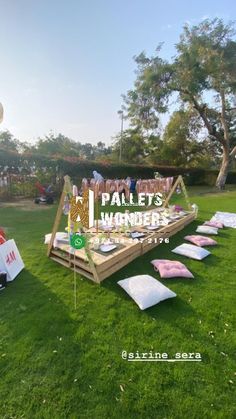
[215,148,230,190]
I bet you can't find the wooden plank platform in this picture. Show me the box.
[49,211,196,283]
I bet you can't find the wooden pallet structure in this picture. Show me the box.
[47,175,196,283]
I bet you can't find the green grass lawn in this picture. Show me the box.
[0,187,236,419]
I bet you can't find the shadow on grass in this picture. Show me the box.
[202,254,221,266]
[0,268,103,416]
[146,294,195,318]
[0,269,81,372]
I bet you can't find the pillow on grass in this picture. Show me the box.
[151,259,171,271]
[204,220,224,229]
[117,275,176,310]
[151,259,194,278]
[184,235,217,247]
[196,225,218,235]
[172,243,210,260]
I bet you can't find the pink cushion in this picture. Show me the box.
[151,259,172,271]
[204,221,224,229]
[175,205,183,212]
[184,235,217,247]
[151,259,194,278]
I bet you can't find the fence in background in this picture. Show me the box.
[0,174,63,200]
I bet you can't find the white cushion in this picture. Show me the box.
[44,233,52,244]
[117,274,176,310]
[172,243,210,260]
[44,232,68,246]
[196,225,218,235]
[211,211,236,228]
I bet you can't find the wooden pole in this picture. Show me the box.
[163,175,192,210]
[47,175,72,257]
[163,175,181,208]
[179,176,192,210]
[74,252,77,309]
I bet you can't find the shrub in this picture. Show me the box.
[0,150,235,194]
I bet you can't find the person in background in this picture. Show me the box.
[126,176,131,188]
[93,170,104,182]
[130,178,136,193]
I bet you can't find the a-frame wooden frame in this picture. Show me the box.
[47,175,71,257]
[47,175,100,283]
[163,175,192,210]
[47,175,195,283]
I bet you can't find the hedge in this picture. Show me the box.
[0,149,236,186]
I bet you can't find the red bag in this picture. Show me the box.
[0,228,6,239]
[0,235,6,245]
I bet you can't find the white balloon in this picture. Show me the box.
[0,102,3,123]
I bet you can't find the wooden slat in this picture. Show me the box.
[50,256,96,282]
[50,248,72,261]
[49,203,196,282]
[98,248,143,281]
[69,261,97,282]
[96,244,142,275]
[51,248,93,273]
[50,255,70,268]
[70,255,95,275]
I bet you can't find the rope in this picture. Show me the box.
[74,252,77,310]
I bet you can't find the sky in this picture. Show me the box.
[0,0,235,146]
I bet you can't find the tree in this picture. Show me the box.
[163,110,196,166]
[123,19,236,188]
[143,133,163,164]
[162,109,215,167]
[0,130,113,161]
[112,127,147,163]
[93,142,112,161]
[35,132,81,157]
[0,130,20,152]
[80,142,96,160]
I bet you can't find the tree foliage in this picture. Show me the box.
[123,18,236,187]
[0,131,112,161]
[0,131,20,152]
[112,127,148,163]
[161,109,221,167]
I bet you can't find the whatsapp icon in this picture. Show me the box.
[70,234,86,249]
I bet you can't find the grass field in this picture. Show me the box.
[0,187,236,419]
